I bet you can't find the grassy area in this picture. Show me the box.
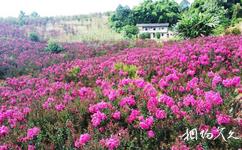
[24,15,124,42]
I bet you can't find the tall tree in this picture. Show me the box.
[110,5,134,32]
[132,0,181,25]
[30,11,40,18]
[18,11,27,25]
[180,0,190,11]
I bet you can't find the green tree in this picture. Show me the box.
[180,0,190,11]
[18,11,27,25]
[110,5,134,32]
[121,25,139,39]
[30,12,40,18]
[132,0,181,25]
[191,0,242,19]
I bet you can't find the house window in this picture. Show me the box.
[153,28,156,31]
[161,33,164,36]
[161,27,164,30]
[145,28,148,31]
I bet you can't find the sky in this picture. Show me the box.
[0,0,194,18]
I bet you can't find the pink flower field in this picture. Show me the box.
[0,35,241,149]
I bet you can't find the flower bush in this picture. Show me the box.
[0,35,241,149]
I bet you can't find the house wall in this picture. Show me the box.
[138,26,173,39]
[138,26,168,33]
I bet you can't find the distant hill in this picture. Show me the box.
[0,13,124,42]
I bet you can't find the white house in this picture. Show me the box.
[137,23,173,39]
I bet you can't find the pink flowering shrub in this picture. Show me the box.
[100,136,120,150]
[74,133,91,148]
[0,35,241,149]
[0,126,9,137]
[26,127,41,140]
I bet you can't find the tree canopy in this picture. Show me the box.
[176,0,242,38]
[109,0,181,38]
[180,0,190,11]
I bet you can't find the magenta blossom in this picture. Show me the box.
[119,96,136,107]
[211,127,219,137]
[28,145,35,150]
[75,133,91,148]
[55,104,65,111]
[183,94,196,107]
[216,114,231,125]
[91,111,107,127]
[139,116,154,130]
[222,77,240,88]
[27,127,40,139]
[155,109,166,119]
[212,75,222,89]
[0,144,8,150]
[112,111,121,120]
[0,125,9,136]
[127,109,140,123]
[101,136,120,150]
[204,91,223,106]
[147,130,155,138]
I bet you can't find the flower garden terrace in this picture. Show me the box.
[0,35,241,149]
[0,38,157,79]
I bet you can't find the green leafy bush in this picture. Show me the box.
[231,28,241,35]
[176,12,220,38]
[29,32,40,42]
[224,29,231,35]
[114,62,137,78]
[65,66,80,83]
[45,41,64,53]
[121,25,139,39]
[93,50,107,57]
[156,32,161,39]
[139,33,151,39]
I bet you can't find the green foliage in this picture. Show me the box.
[45,41,65,53]
[191,0,241,22]
[212,25,226,35]
[176,12,220,38]
[27,99,91,149]
[30,11,40,18]
[121,25,139,39]
[224,29,231,35]
[18,11,27,26]
[65,66,80,83]
[132,0,181,25]
[180,0,190,11]
[114,62,137,78]
[231,27,241,35]
[176,0,231,38]
[29,32,40,42]
[139,33,151,39]
[110,5,134,32]
[231,3,242,24]
[156,32,161,39]
[93,50,107,57]
[110,0,181,38]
